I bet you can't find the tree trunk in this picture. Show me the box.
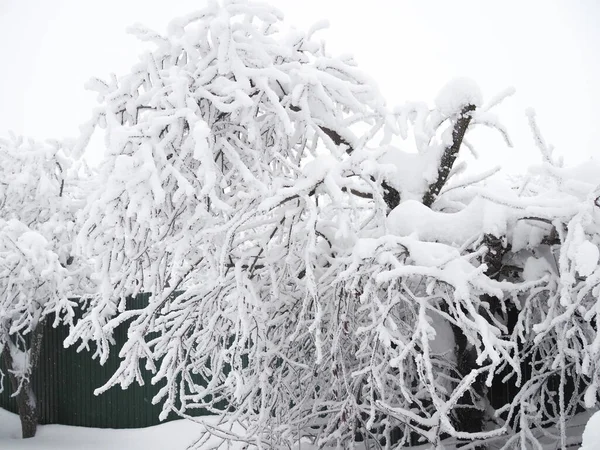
[451,326,487,450]
[2,318,46,439]
[13,376,37,439]
[451,235,508,449]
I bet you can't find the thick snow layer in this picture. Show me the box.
[386,197,504,246]
[1,407,592,450]
[575,241,600,277]
[378,147,438,200]
[0,408,244,450]
[581,410,600,450]
[0,408,374,450]
[16,231,49,252]
[435,77,483,117]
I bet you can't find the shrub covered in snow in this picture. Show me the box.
[2,1,598,449]
[0,136,92,437]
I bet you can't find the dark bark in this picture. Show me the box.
[317,125,402,211]
[2,318,46,439]
[446,307,486,450]
[382,181,401,211]
[290,102,404,211]
[451,235,508,449]
[422,105,476,208]
[320,126,353,151]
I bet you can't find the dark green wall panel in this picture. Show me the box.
[0,294,211,428]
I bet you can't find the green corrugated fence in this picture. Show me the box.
[0,293,211,428]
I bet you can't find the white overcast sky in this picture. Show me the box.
[1,0,598,171]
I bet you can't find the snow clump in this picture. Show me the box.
[435,77,483,117]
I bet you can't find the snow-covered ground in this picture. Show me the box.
[0,408,243,450]
[1,407,594,450]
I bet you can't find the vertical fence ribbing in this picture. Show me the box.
[0,293,205,428]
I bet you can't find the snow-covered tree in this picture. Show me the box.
[68,0,388,385]
[68,1,600,449]
[0,136,89,438]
